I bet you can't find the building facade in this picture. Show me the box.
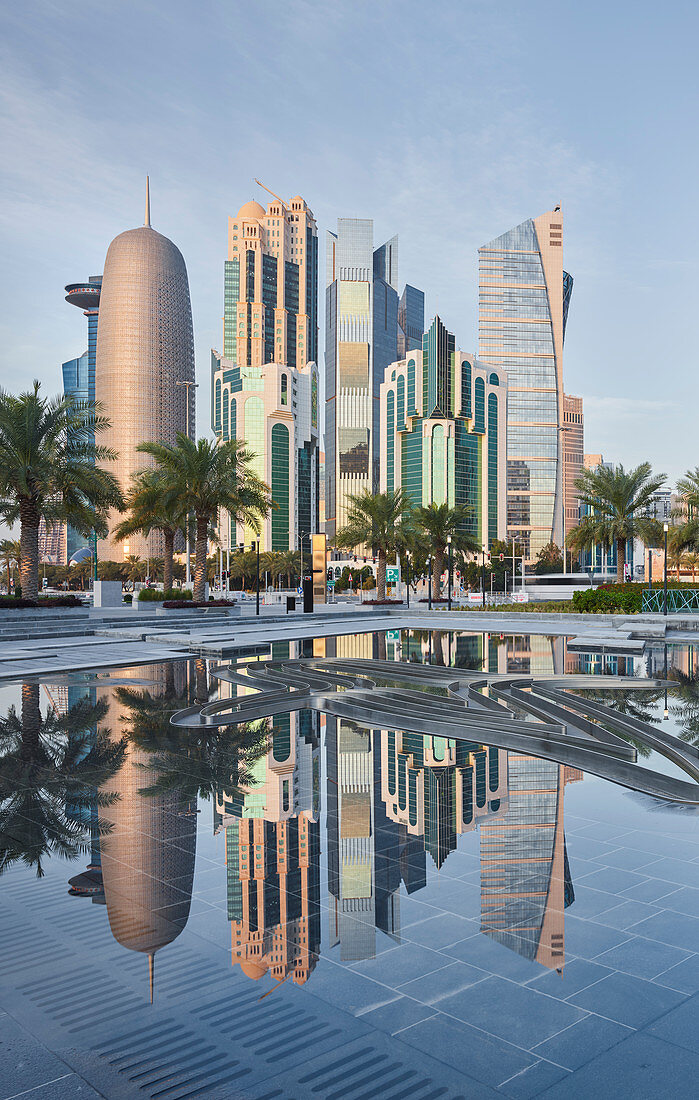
[397,284,425,359]
[380,316,507,548]
[211,351,319,552]
[95,185,194,559]
[562,393,584,552]
[325,220,420,539]
[478,208,573,562]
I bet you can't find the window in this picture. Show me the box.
[281,373,288,406]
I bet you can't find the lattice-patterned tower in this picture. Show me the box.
[96,180,195,558]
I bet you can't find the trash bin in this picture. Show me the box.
[286,596,296,613]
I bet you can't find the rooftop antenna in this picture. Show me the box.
[254,179,287,209]
[145,176,151,227]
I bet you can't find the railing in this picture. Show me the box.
[642,589,699,613]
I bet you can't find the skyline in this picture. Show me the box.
[1,1,697,485]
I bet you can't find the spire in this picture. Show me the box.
[148,952,154,1003]
[145,176,151,228]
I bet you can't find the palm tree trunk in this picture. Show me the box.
[433,549,444,599]
[19,498,40,600]
[193,515,208,602]
[377,552,387,600]
[21,681,41,755]
[163,529,174,593]
[616,539,625,584]
[5,560,9,594]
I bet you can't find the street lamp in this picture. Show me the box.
[427,555,432,611]
[405,550,410,609]
[481,545,487,610]
[176,379,199,586]
[252,539,261,616]
[447,535,453,612]
[663,522,669,617]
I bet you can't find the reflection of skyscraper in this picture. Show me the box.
[479,756,581,969]
[381,733,508,869]
[216,698,321,986]
[98,665,196,1001]
[96,184,195,558]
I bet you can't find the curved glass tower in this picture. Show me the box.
[95,185,194,558]
[478,209,573,562]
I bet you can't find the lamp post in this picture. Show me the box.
[176,379,199,587]
[663,522,669,617]
[405,551,410,609]
[481,545,487,610]
[447,535,453,612]
[427,555,432,611]
[253,539,260,616]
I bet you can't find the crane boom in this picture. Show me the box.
[254,179,287,209]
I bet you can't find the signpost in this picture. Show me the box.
[386,565,400,585]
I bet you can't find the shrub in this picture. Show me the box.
[0,594,84,609]
[572,584,643,614]
[162,598,237,609]
[137,587,192,602]
[362,578,376,591]
[15,585,21,599]
[123,593,133,604]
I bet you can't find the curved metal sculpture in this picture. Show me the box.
[171,659,699,805]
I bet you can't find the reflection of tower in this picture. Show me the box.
[480,756,582,969]
[98,665,196,1001]
[381,733,509,869]
[215,673,321,986]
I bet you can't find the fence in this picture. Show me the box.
[642,589,699,613]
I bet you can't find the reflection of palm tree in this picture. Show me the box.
[667,671,699,746]
[0,684,126,877]
[574,687,663,758]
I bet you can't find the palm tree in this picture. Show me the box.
[0,685,127,877]
[0,381,123,599]
[272,549,301,589]
[567,462,666,584]
[669,468,699,559]
[0,537,21,594]
[124,554,145,589]
[113,469,184,592]
[134,435,269,602]
[414,503,480,598]
[334,489,411,600]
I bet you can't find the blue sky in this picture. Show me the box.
[0,0,696,485]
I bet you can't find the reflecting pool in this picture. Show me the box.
[1,631,699,1098]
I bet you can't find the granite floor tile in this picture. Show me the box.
[568,971,687,1028]
[349,942,448,987]
[647,992,699,1054]
[399,960,490,1004]
[562,915,632,959]
[438,975,587,1049]
[444,933,544,983]
[640,856,699,886]
[661,885,699,918]
[652,952,699,994]
[619,879,682,904]
[357,995,436,1035]
[575,866,650,894]
[499,1059,571,1099]
[532,1012,633,1070]
[397,1012,536,1090]
[540,1032,699,1097]
[564,885,620,918]
[595,935,691,980]
[630,908,699,951]
[596,898,662,930]
[526,958,613,1000]
[403,912,480,949]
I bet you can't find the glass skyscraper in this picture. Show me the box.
[478,209,573,562]
[397,284,425,359]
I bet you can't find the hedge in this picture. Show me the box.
[0,595,85,609]
[572,584,643,614]
[138,588,193,602]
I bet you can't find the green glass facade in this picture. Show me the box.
[271,423,290,551]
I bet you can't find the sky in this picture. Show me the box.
[0,0,696,488]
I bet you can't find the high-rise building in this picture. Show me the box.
[39,275,103,564]
[380,315,507,547]
[212,190,319,553]
[562,393,584,548]
[478,208,573,562]
[95,182,194,559]
[326,219,416,539]
[397,284,425,359]
[210,351,319,552]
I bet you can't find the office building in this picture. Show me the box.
[397,284,425,358]
[326,220,421,539]
[380,315,507,547]
[562,393,584,549]
[95,182,194,559]
[478,207,573,562]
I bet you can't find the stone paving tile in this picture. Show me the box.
[561,914,632,959]
[646,992,699,1055]
[565,885,622,919]
[349,942,448,986]
[652,952,699,994]
[399,960,490,1004]
[595,935,692,981]
[356,996,437,1035]
[539,1032,699,1097]
[619,878,682,904]
[526,958,613,1000]
[596,898,663,930]
[0,1012,77,1100]
[438,975,587,1049]
[575,866,651,894]
[630,908,699,951]
[499,1059,571,1099]
[591,846,661,871]
[403,913,480,949]
[660,884,699,917]
[532,1012,633,1071]
[397,1012,536,1091]
[639,856,699,886]
[568,971,688,1028]
[444,933,545,983]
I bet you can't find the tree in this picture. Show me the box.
[534,541,564,575]
[413,503,479,598]
[334,489,411,600]
[0,685,127,878]
[272,550,301,589]
[134,435,269,602]
[124,554,145,588]
[0,538,21,594]
[113,469,184,592]
[670,468,699,558]
[0,382,123,599]
[567,462,666,584]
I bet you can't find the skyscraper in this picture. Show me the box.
[380,315,507,547]
[397,284,425,359]
[562,393,584,553]
[325,219,405,539]
[478,208,573,562]
[95,182,194,558]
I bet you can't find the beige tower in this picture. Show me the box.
[96,181,195,559]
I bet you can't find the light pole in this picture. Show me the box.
[481,545,487,610]
[427,555,432,611]
[405,551,410,608]
[176,379,199,587]
[447,536,453,612]
[663,522,669,617]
